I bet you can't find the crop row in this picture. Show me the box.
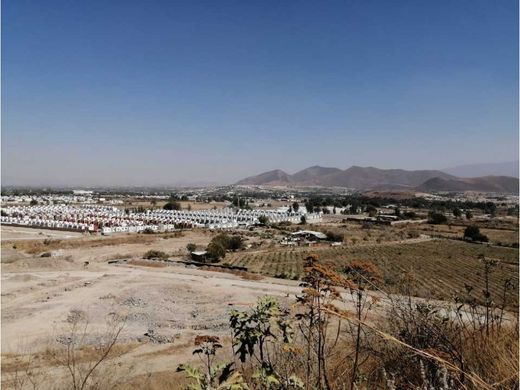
[223,240,519,306]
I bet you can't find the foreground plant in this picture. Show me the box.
[229,296,302,389]
[343,260,382,390]
[177,335,247,390]
[296,255,353,390]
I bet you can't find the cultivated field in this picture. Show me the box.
[222,239,519,306]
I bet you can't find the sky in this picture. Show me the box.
[2,0,518,186]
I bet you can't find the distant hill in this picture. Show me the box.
[318,166,455,189]
[290,166,343,185]
[417,176,519,194]
[236,165,519,193]
[236,169,292,186]
[442,161,519,178]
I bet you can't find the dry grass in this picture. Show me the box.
[127,259,167,268]
[2,234,161,254]
[199,265,264,280]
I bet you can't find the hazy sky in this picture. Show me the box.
[2,0,518,186]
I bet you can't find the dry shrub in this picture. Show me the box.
[3,235,159,255]
[142,250,169,260]
[48,311,129,390]
[373,299,518,389]
[2,312,132,390]
[104,253,134,261]
[127,259,167,268]
[461,323,518,388]
[199,265,263,280]
[160,231,185,239]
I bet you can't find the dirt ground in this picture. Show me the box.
[1,222,517,389]
[1,226,84,241]
[0,227,304,388]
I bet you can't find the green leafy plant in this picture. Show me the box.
[229,296,300,388]
[177,335,247,390]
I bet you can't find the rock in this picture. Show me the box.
[142,329,175,344]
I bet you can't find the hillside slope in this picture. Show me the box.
[236,169,292,186]
[417,176,519,194]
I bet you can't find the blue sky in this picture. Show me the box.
[2,0,518,186]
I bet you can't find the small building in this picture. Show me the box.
[377,215,400,222]
[291,230,328,241]
[72,190,94,196]
[190,251,208,262]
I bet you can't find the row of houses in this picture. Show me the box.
[1,205,322,233]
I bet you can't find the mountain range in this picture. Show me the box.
[236,165,519,193]
[442,161,518,178]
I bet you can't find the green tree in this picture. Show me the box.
[465,210,473,220]
[206,242,226,260]
[232,196,248,209]
[428,211,448,224]
[228,236,244,251]
[163,200,181,210]
[403,211,417,219]
[366,205,377,218]
[464,226,488,242]
[258,215,269,225]
[453,208,462,218]
[211,233,230,248]
[186,243,197,253]
[292,202,299,212]
[29,199,38,206]
[325,231,344,242]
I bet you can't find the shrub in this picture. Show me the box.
[163,200,181,210]
[257,215,269,225]
[463,226,489,242]
[453,208,462,218]
[206,242,226,261]
[211,233,231,250]
[186,243,197,253]
[325,231,344,242]
[209,233,244,252]
[407,230,420,239]
[228,235,244,251]
[428,211,447,224]
[142,250,169,260]
[403,211,417,219]
[366,205,378,217]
